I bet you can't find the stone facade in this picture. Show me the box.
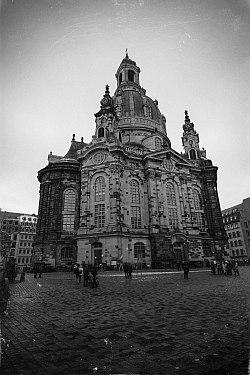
[34,54,227,268]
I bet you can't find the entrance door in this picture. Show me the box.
[173,242,184,261]
[92,242,102,266]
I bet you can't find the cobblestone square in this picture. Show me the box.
[1,269,249,375]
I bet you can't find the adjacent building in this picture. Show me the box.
[222,197,250,262]
[34,53,227,269]
[0,209,37,269]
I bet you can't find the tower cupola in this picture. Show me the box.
[115,50,141,88]
[182,111,206,160]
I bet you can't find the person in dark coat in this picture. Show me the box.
[127,263,133,279]
[182,261,190,279]
[123,262,129,279]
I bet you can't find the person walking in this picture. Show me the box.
[78,265,83,283]
[123,262,129,279]
[83,265,89,287]
[20,268,26,282]
[234,261,240,276]
[182,261,190,279]
[127,263,133,279]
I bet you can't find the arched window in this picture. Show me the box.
[155,137,162,150]
[119,72,123,84]
[128,70,135,82]
[62,189,76,232]
[166,182,179,229]
[130,180,140,203]
[193,189,202,210]
[192,189,204,229]
[61,247,73,260]
[95,176,105,202]
[63,189,76,211]
[134,242,145,259]
[98,127,104,138]
[189,149,196,160]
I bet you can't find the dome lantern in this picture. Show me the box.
[115,50,141,88]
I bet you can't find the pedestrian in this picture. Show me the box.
[222,261,226,275]
[20,268,25,282]
[127,263,133,279]
[123,262,129,279]
[33,265,38,279]
[83,265,89,287]
[217,262,223,275]
[234,261,240,276]
[177,261,182,271]
[210,260,216,275]
[182,261,190,279]
[78,265,83,283]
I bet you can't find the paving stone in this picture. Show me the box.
[1,269,249,374]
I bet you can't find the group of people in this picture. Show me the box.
[73,263,99,288]
[123,262,133,279]
[210,259,240,276]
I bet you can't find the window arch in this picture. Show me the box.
[128,70,135,82]
[166,182,179,229]
[95,176,105,202]
[193,189,202,210]
[155,137,162,150]
[134,242,145,259]
[189,149,196,160]
[130,179,140,203]
[98,127,104,138]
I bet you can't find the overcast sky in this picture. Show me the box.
[1,0,250,214]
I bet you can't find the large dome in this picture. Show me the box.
[115,89,161,121]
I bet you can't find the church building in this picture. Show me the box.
[33,53,227,268]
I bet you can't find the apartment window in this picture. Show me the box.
[232,250,235,256]
[234,240,237,247]
[131,206,141,229]
[18,258,21,263]
[134,242,145,258]
[230,241,233,247]
[232,232,236,238]
[228,233,231,238]
[95,177,105,202]
[236,231,240,237]
[244,222,248,228]
[94,204,105,228]
[240,249,244,255]
[130,180,140,203]
[246,230,249,236]
[238,240,242,246]
[236,249,239,256]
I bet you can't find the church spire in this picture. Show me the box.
[125,48,129,59]
[115,52,141,88]
[182,111,200,160]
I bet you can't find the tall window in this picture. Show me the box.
[62,189,76,232]
[189,149,196,160]
[134,242,145,258]
[130,180,140,203]
[131,206,141,229]
[193,189,204,229]
[95,177,105,202]
[155,137,162,150]
[98,127,104,138]
[94,204,105,228]
[128,70,135,82]
[63,189,76,211]
[166,182,179,229]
